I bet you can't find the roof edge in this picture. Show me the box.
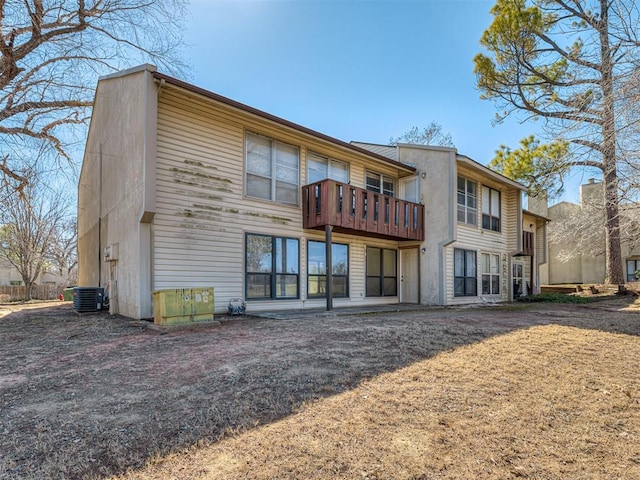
[397,143,456,153]
[152,71,415,173]
[522,209,551,222]
[457,155,526,191]
[99,64,156,82]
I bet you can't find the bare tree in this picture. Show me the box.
[0,169,72,299]
[475,0,640,284]
[0,0,188,191]
[389,122,454,147]
[47,217,77,285]
[549,190,640,264]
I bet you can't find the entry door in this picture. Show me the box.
[401,248,419,303]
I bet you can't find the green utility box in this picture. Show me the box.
[62,287,75,301]
[151,287,214,326]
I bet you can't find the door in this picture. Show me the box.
[401,248,419,303]
[400,175,419,203]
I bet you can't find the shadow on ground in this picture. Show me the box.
[0,296,638,479]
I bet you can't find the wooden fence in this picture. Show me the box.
[0,284,66,302]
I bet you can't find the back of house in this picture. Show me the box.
[78,65,543,319]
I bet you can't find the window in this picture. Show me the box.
[9,280,22,286]
[481,253,500,295]
[454,248,477,297]
[246,234,299,299]
[482,186,501,232]
[513,263,524,297]
[307,153,349,184]
[307,241,349,298]
[245,131,299,205]
[366,171,395,197]
[457,176,477,226]
[366,247,397,297]
[627,259,640,282]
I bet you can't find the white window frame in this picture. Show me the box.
[481,253,501,295]
[245,131,299,205]
[513,261,525,297]
[482,186,501,232]
[307,152,349,184]
[366,171,395,197]
[457,176,477,226]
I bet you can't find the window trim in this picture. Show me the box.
[482,185,501,232]
[366,247,398,297]
[481,252,501,295]
[306,240,349,299]
[457,176,478,226]
[245,233,300,300]
[454,248,477,297]
[245,130,300,205]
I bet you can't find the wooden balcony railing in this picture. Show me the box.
[522,231,534,256]
[302,179,424,241]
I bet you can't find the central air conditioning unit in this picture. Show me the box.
[73,287,105,313]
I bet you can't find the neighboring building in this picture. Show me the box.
[78,65,547,319]
[0,257,71,287]
[547,179,640,284]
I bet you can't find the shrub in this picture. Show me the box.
[516,293,592,304]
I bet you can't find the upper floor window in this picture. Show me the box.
[307,153,349,184]
[482,186,501,232]
[366,171,395,197]
[245,131,299,205]
[457,176,477,226]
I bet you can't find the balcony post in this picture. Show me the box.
[325,224,333,311]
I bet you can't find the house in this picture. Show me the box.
[0,257,71,287]
[78,65,547,319]
[547,179,640,284]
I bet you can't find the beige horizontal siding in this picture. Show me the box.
[447,165,522,305]
[153,88,404,312]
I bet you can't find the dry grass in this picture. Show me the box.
[119,323,640,480]
[1,295,639,479]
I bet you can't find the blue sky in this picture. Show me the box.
[182,0,586,202]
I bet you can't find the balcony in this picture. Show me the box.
[522,231,534,256]
[302,179,424,241]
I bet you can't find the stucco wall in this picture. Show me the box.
[546,180,639,284]
[397,145,455,305]
[78,66,157,318]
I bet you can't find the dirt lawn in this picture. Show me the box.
[1,296,639,479]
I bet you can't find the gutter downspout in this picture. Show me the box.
[138,67,158,319]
